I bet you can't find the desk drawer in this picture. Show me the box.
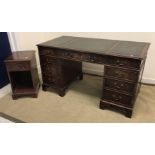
[104,66,139,82]
[40,56,59,76]
[39,55,56,64]
[56,50,82,60]
[102,89,133,107]
[103,78,136,94]
[41,63,56,75]
[82,53,106,64]
[39,47,55,56]
[108,57,141,69]
[42,74,57,84]
[6,62,30,71]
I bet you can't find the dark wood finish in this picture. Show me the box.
[104,66,139,82]
[4,51,40,99]
[102,88,133,108]
[103,77,136,94]
[37,36,150,118]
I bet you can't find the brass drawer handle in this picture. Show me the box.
[116,59,129,66]
[120,83,124,87]
[114,82,118,85]
[115,71,126,78]
[112,94,116,98]
[46,57,53,63]
[88,55,95,62]
[113,82,124,89]
[113,82,120,89]
[44,50,50,54]
[112,94,122,101]
[116,59,120,63]
[64,52,73,58]
[40,50,51,55]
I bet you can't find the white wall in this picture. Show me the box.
[14,32,155,84]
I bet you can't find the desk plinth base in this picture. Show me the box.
[100,100,133,118]
[42,84,66,97]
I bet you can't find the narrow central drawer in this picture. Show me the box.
[104,66,139,82]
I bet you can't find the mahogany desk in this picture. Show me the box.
[37,36,150,118]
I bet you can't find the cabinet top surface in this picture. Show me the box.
[37,36,150,59]
[5,50,35,62]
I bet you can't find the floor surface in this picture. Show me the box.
[0,75,155,123]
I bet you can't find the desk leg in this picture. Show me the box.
[42,84,48,91]
[58,88,66,97]
[78,73,83,80]
[125,110,132,118]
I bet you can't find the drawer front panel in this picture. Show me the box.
[40,48,83,61]
[42,74,56,84]
[39,55,56,64]
[104,78,136,94]
[39,47,55,56]
[108,56,141,69]
[57,50,82,61]
[102,89,133,107]
[41,63,57,75]
[82,53,106,64]
[6,62,30,71]
[104,66,139,82]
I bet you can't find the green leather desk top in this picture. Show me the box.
[37,36,150,59]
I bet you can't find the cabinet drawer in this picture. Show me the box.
[41,63,56,75]
[39,47,55,56]
[40,57,59,75]
[103,78,136,94]
[42,74,57,84]
[108,57,141,69]
[104,66,139,82]
[6,62,30,71]
[39,55,56,64]
[102,89,133,107]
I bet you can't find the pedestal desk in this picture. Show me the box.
[37,36,150,117]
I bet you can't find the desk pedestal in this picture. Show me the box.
[40,56,83,97]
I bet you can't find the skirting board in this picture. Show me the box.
[141,77,155,85]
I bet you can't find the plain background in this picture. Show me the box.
[1,0,155,155]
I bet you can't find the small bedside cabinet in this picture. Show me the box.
[4,51,40,99]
